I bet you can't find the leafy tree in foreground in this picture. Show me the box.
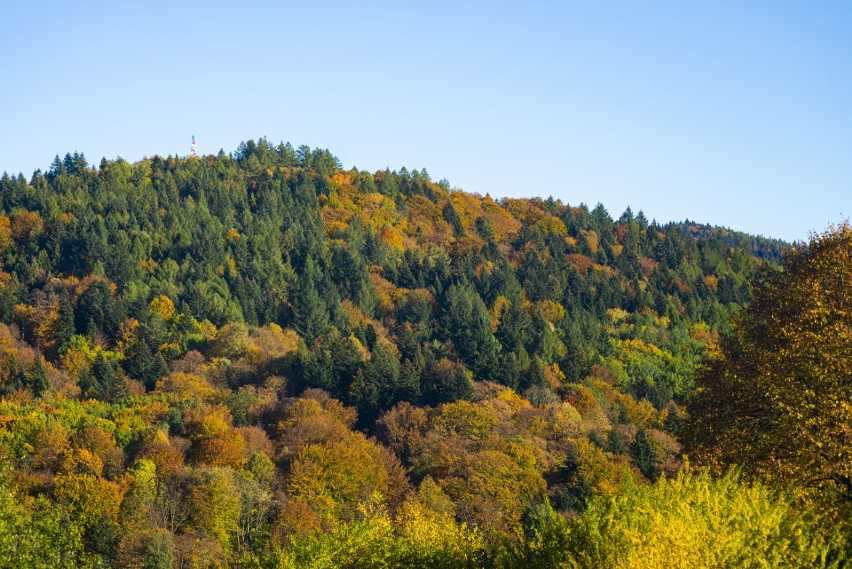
[685,222,852,514]
[497,469,847,569]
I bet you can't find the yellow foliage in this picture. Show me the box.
[60,448,104,477]
[496,388,532,414]
[154,373,218,401]
[61,348,90,376]
[116,318,140,355]
[149,295,175,320]
[370,273,399,314]
[535,215,568,236]
[572,438,631,496]
[339,299,369,328]
[536,299,565,323]
[580,229,599,253]
[607,307,629,324]
[53,472,125,529]
[0,216,11,251]
[380,228,405,251]
[489,295,510,332]
[250,324,300,359]
[288,432,391,527]
[433,401,497,441]
[325,220,349,237]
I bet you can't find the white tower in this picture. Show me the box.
[190,135,198,156]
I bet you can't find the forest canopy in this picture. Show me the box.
[0,140,844,567]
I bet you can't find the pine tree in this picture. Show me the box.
[27,356,50,396]
[442,282,500,380]
[55,295,75,352]
[630,429,658,480]
[294,281,330,342]
[92,353,127,404]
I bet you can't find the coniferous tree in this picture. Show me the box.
[55,294,75,352]
[442,282,500,380]
[293,282,330,343]
[631,429,658,480]
[27,355,49,396]
[92,353,127,404]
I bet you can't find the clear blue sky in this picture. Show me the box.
[2,1,850,242]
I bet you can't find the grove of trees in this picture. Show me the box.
[0,141,844,567]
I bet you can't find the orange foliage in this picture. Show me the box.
[480,196,521,240]
[639,257,659,277]
[238,425,274,459]
[544,364,566,389]
[566,253,594,273]
[137,431,185,478]
[76,275,118,296]
[10,210,43,241]
[380,228,405,251]
[273,499,320,540]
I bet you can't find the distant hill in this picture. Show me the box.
[671,220,790,263]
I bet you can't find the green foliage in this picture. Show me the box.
[0,140,813,568]
[442,282,499,380]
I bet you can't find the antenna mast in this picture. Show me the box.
[190,134,198,157]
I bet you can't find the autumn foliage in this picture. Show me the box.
[0,142,842,567]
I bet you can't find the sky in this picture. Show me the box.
[1,1,850,242]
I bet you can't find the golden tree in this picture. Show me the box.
[685,223,852,511]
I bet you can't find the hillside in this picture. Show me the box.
[2,140,842,568]
[0,141,784,413]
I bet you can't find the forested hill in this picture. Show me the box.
[0,140,814,567]
[0,140,785,409]
[670,221,790,262]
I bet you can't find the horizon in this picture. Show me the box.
[2,1,850,243]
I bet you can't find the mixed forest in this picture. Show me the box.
[0,140,847,568]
